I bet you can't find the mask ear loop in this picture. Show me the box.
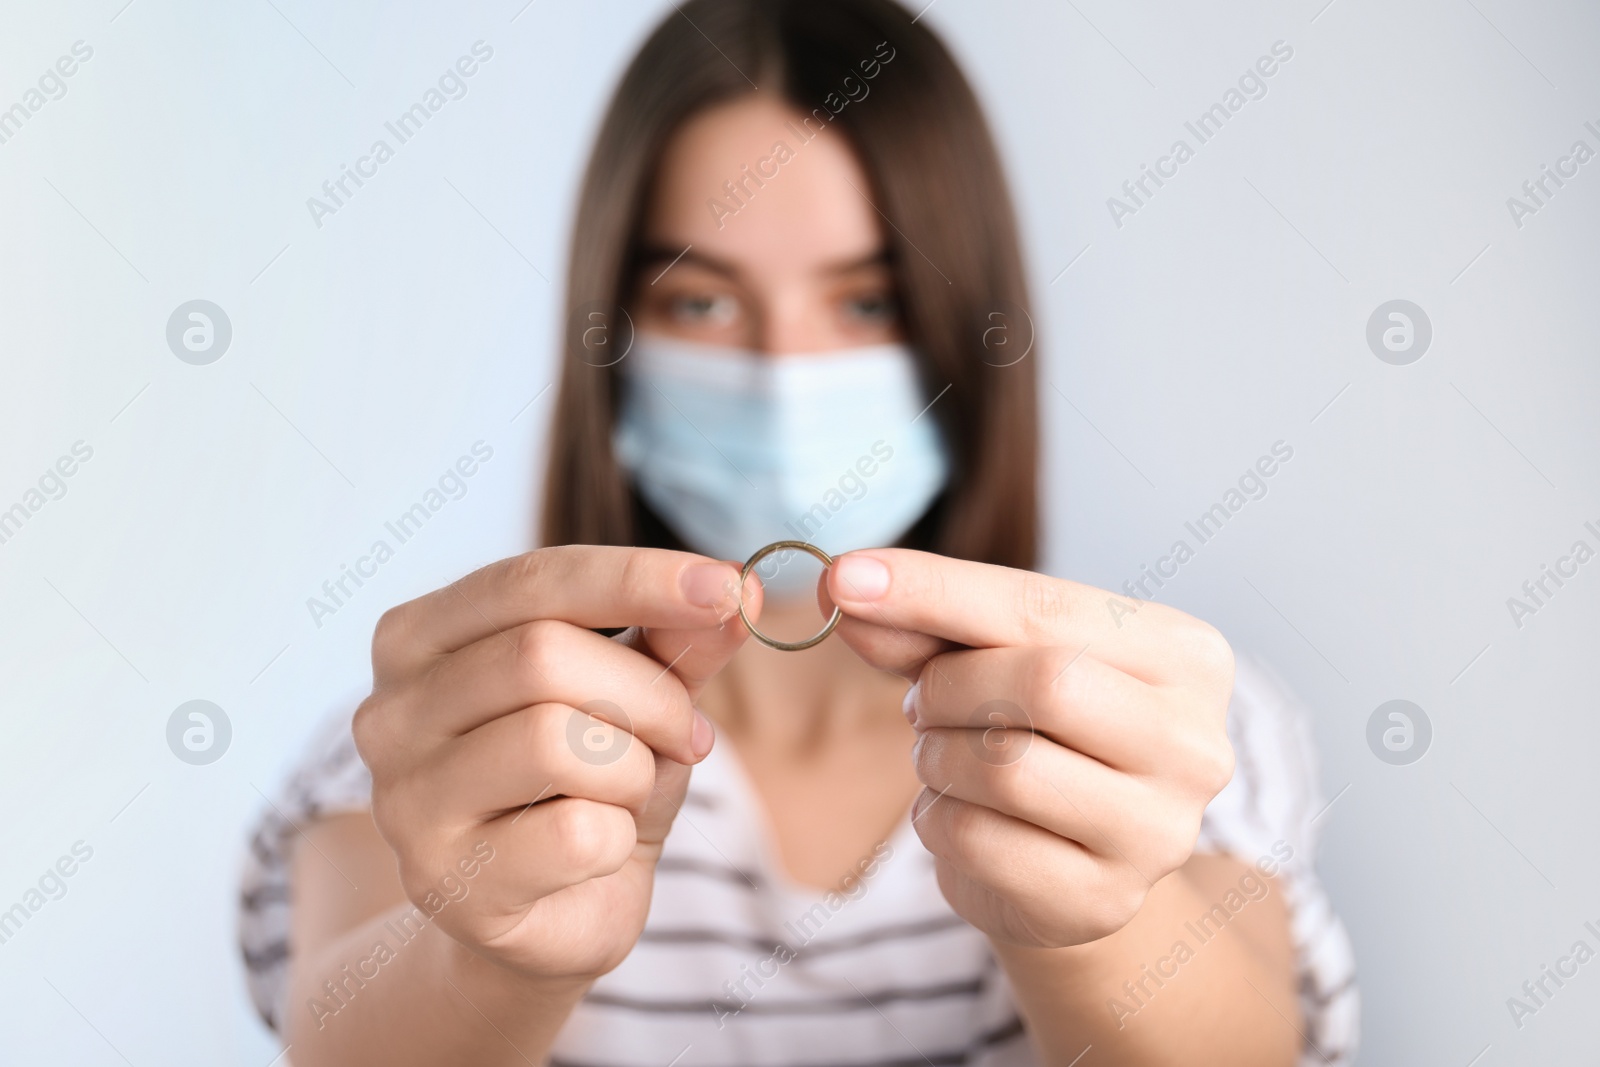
[737,541,843,651]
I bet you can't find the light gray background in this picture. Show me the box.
[2,0,1596,1063]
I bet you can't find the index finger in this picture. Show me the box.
[376,546,741,679]
[622,564,763,702]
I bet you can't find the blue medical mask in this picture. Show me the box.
[613,333,949,597]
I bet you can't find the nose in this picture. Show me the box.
[753,289,832,355]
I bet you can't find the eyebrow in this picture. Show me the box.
[634,244,892,280]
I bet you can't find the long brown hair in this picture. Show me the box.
[540,0,1038,570]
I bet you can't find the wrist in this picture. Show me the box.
[431,922,595,1012]
[985,873,1198,1001]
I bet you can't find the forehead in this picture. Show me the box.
[641,96,887,276]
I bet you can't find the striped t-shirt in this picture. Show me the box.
[240,653,1359,1065]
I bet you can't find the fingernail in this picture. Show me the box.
[691,708,716,759]
[681,562,736,609]
[901,681,920,728]
[832,554,890,601]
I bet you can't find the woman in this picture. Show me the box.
[241,1,1357,1063]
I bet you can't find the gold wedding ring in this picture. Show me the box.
[737,540,842,652]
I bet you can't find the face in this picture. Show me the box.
[631,96,902,354]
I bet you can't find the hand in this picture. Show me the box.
[353,546,752,983]
[824,549,1235,948]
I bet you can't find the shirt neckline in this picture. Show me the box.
[700,731,926,908]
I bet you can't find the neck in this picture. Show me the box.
[699,597,904,754]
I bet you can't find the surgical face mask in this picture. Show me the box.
[613,333,949,597]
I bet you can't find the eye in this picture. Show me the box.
[842,290,897,325]
[669,293,739,326]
